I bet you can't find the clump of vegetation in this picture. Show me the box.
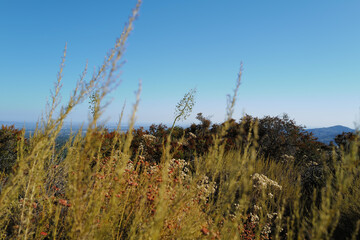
[0,125,23,175]
[1,1,360,239]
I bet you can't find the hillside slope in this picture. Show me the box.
[307,125,355,144]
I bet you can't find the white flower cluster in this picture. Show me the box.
[252,173,282,191]
[249,212,259,223]
[196,175,217,201]
[249,206,279,239]
[138,142,144,152]
[146,159,190,179]
[267,212,277,220]
[168,159,190,180]
[248,174,283,238]
[125,161,134,172]
[189,132,197,138]
[148,165,159,175]
[253,204,262,211]
[261,223,272,238]
[281,154,295,163]
[261,212,282,238]
[305,161,319,167]
[142,134,156,142]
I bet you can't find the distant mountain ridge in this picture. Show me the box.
[306,125,355,144]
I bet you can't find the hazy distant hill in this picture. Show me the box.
[307,125,355,145]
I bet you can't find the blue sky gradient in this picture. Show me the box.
[1,0,359,128]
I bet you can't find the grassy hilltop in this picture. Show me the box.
[1,1,360,239]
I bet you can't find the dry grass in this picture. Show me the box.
[0,1,360,239]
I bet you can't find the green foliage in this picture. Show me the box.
[335,131,359,153]
[0,125,23,174]
[240,114,326,164]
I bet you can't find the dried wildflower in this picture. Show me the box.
[281,154,295,163]
[267,212,277,220]
[59,199,67,206]
[197,175,217,201]
[142,134,156,142]
[125,161,134,172]
[261,223,272,239]
[306,161,319,167]
[138,142,144,152]
[170,88,196,135]
[40,232,48,236]
[128,181,138,186]
[189,132,197,138]
[59,199,71,207]
[249,213,259,223]
[148,165,159,174]
[253,204,262,211]
[201,226,210,235]
[252,173,282,191]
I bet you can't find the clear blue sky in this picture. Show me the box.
[1,0,359,128]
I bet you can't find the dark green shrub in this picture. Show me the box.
[0,125,23,174]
